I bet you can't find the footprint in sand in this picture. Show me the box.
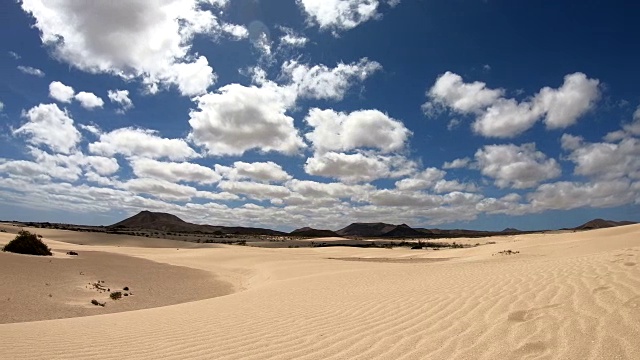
[513,341,547,355]
[507,304,561,323]
[623,296,640,309]
[592,286,611,294]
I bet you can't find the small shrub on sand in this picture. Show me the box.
[2,230,52,256]
[110,291,122,300]
[91,299,105,307]
[66,251,78,256]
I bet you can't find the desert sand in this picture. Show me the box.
[1,222,639,359]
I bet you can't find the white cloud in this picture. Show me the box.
[528,180,634,211]
[563,136,640,181]
[14,103,81,154]
[560,133,584,151]
[17,65,45,77]
[8,51,21,60]
[472,98,542,138]
[49,81,75,103]
[424,71,504,114]
[305,152,416,183]
[79,124,102,136]
[604,106,640,141]
[20,0,241,96]
[533,73,600,129]
[394,168,445,191]
[74,91,104,109]
[108,89,133,113]
[188,83,304,156]
[281,58,381,101]
[443,157,471,169]
[167,56,217,97]
[296,0,383,33]
[89,127,198,161]
[216,161,291,183]
[425,71,601,138]
[0,101,4,112]
[287,179,373,200]
[221,23,249,39]
[475,143,561,189]
[121,178,198,202]
[0,148,118,183]
[130,158,220,185]
[278,26,309,48]
[218,181,291,200]
[304,108,411,154]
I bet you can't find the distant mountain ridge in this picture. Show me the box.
[572,218,637,230]
[109,211,286,236]
[290,227,339,237]
[109,211,637,238]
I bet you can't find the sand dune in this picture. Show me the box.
[1,224,639,359]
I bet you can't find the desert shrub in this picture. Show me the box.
[110,291,122,300]
[91,299,105,307]
[67,251,78,256]
[2,230,52,256]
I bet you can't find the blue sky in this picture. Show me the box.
[0,0,638,231]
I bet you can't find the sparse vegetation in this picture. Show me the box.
[2,230,52,256]
[91,299,105,307]
[494,249,520,256]
[110,291,122,300]
[66,251,78,256]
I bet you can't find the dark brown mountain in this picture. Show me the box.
[109,211,286,236]
[573,219,637,230]
[290,227,339,237]
[336,223,424,237]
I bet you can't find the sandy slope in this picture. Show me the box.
[1,224,639,359]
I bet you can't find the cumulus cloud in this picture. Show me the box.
[216,161,291,183]
[281,58,381,101]
[130,158,220,185]
[188,83,304,156]
[304,108,411,154]
[218,181,291,201]
[74,91,104,109]
[394,168,445,191]
[443,157,471,169]
[528,180,634,211]
[108,90,133,113]
[121,178,198,202]
[89,127,198,161]
[21,0,243,96]
[305,152,416,183]
[475,143,561,189]
[0,148,118,183]
[533,73,601,129]
[296,0,394,33]
[423,71,504,114]
[425,72,601,138]
[49,81,75,103]
[563,136,640,181]
[14,103,81,154]
[17,65,45,77]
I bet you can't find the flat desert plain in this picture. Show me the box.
[1,223,639,359]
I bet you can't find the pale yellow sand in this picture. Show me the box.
[1,224,639,359]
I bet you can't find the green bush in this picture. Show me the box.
[2,230,52,256]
